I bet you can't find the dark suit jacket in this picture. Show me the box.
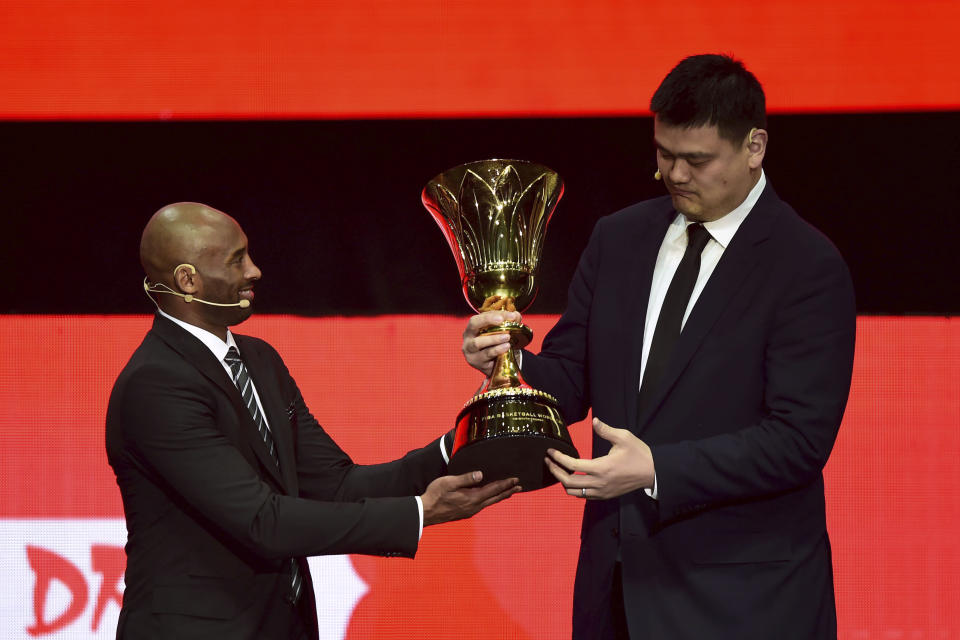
[105,315,449,639]
[522,183,856,639]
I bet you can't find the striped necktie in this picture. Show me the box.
[223,346,303,604]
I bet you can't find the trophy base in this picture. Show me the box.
[448,387,579,492]
[448,433,578,492]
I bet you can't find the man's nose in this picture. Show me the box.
[668,160,691,183]
[245,257,262,281]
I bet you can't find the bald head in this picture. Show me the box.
[140,202,239,284]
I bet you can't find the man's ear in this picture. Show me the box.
[173,263,199,293]
[747,128,767,170]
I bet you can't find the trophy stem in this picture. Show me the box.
[477,322,533,394]
[488,348,522,390]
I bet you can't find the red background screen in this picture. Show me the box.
[1,0,958,119]
[2,1,957,636]
[1,315,957,638]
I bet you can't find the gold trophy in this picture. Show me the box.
[422,159,578,491]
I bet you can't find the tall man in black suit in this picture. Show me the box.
[463,54,856,639]
[106,202,520,639]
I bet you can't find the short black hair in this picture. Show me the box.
[650,54,766,144]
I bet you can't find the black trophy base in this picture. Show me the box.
[447,434,579,492]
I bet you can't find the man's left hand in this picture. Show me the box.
[545,418,655,500]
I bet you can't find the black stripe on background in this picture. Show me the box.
[2,113,957,316]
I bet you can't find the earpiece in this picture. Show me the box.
[173,264,198,302]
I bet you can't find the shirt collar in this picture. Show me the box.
[668,169,767,249]
[157,308,238,362]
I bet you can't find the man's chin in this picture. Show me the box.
[218,304,254,327]
[671,195,703,217]
[228,308,254,325]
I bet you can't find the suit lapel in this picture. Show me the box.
[238,337,299,495]
[150,315,286,489]
[636,185,781,429]
[622,207,675,431]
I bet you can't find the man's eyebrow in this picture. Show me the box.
[226,246,246,261]
[654,141,714,160]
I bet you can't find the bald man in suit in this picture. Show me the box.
[107,202,520,639]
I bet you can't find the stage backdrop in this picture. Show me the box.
[1,315,957,639]
[1,0,958,117]
[2,1,959,638]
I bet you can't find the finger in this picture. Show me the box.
[502,310,522,324]
[565,486,600,500]
[471,332,512,352]
[488,342,512,357]
[477,304,521,326]
[544,455,579,487]
[444,470,485,490]
[545,456,598,491]
[546,448,597,475]
[478,343,512,363]
[462,334,510,359]
[465,312,507,336]
[471,477,519,500]
[478,483,523,509]
[592,417,623,443]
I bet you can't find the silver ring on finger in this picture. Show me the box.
[581,487,587,498]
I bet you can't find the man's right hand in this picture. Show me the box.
[461,305,523,376]
[421,471,520,526]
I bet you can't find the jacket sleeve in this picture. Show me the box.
[116,362,421,560]
[255,344,450,502]
[286,383,449,503]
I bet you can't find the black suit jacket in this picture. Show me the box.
[522,183,856,639]
[106,315,449,639]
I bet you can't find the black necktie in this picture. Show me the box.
[639,223,712,413]
[223,346,302,604]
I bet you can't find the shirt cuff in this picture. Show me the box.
[644,473,658,500]
[415,496,423,540]
[440,433,450,464]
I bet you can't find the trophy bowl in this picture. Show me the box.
[422,159,579,491]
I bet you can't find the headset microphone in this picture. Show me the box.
[143,278,250,309]
[143,263,251,308]
[143,279,251,308]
